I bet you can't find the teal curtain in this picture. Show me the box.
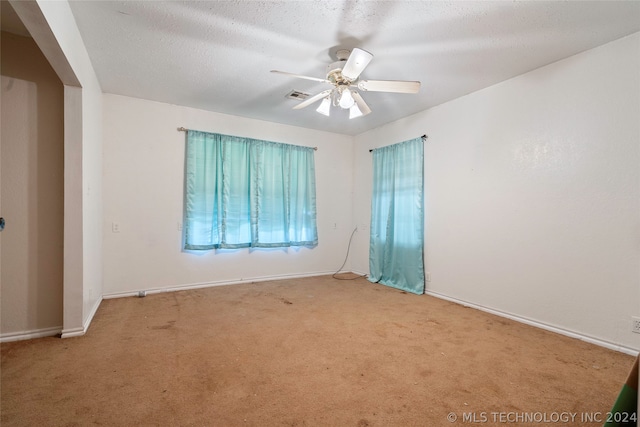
[184,130,318,250]
[369,138,425,294]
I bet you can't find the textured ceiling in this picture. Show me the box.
[59,1,640,135]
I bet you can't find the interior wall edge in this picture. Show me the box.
[425,290,640,356]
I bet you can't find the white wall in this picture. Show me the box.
[102,95,353,295]
[0,32,64,339]
[353,33,640,352]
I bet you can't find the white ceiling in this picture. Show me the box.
[16,1,640,135]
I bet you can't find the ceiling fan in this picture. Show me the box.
[271,48,420,119]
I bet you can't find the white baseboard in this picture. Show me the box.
[83,296,102,332]
[425,289,639,356]
[60,326,84,338]
[61,296,103,339]
[102,270,339,299]
[350,270,368,278]
[1,326,62,343]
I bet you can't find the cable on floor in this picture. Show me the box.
[332,226,367,280]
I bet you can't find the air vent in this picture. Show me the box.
[286,90,310,100]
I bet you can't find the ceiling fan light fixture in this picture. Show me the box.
[316,97,331,116]
[349,104,363,119]
[338,89,355,109]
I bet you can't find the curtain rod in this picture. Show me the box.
[369,134,427,152]
[177,127,318,151]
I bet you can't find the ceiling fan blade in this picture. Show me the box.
[351,91,372,116]
[292,89,333,110]
[357,80,421,94]
[271,70,330,84]
[341,48,373,81]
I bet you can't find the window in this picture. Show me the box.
[183,130,318,250]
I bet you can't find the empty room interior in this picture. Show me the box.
[1,1,639,426]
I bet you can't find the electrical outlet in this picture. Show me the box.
[426,272,431,282]
[632,317,640,334]
[112,222,120,233]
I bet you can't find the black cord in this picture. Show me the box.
[332,227,367,280]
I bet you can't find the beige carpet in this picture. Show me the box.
[1,275,634,426]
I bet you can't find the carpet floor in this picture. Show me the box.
[1,275,635,426]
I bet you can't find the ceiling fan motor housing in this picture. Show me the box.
[326,60,353,85]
